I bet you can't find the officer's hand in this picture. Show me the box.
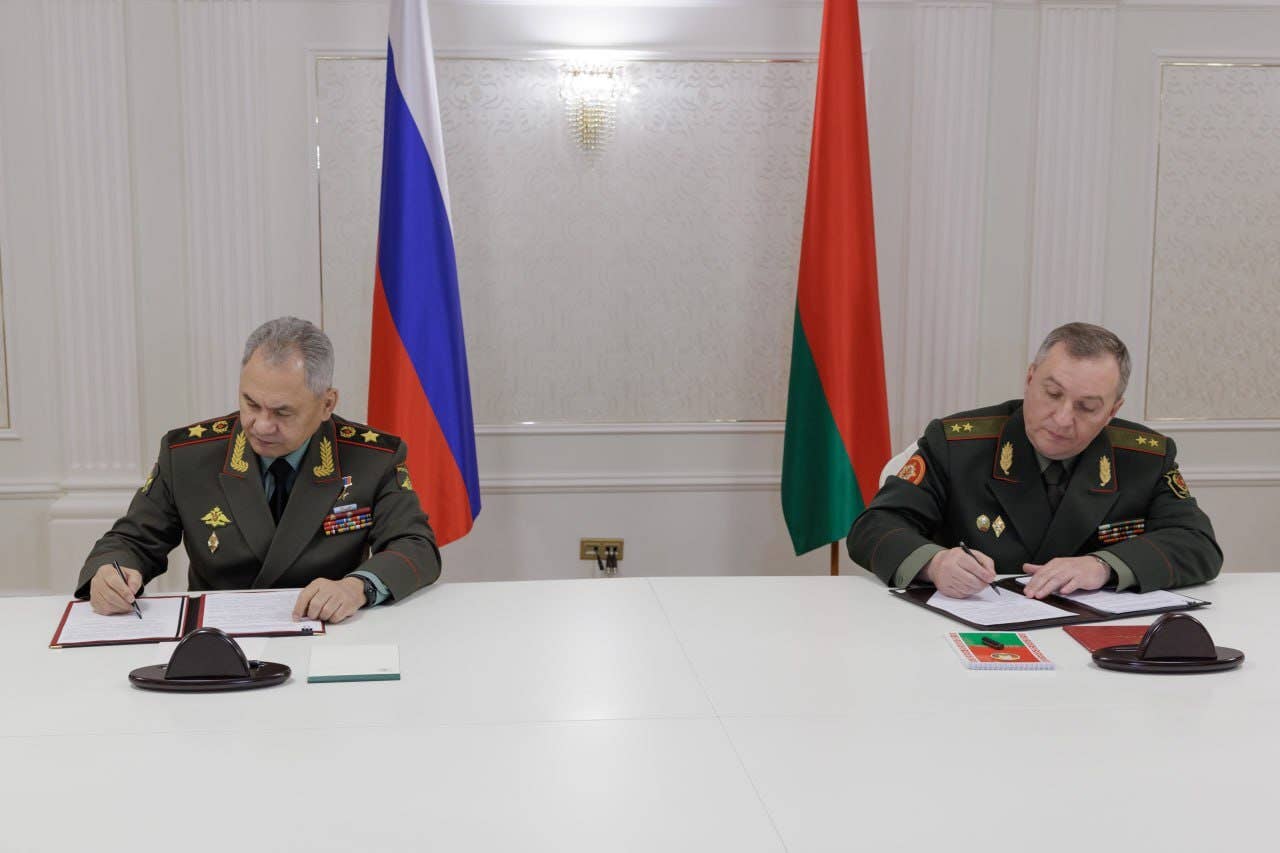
[293,577,365,624]
[89,564,143,615]
[922,547,996,598]
[1022,556,1110,599]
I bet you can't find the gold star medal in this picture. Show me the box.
[337,475,353,501]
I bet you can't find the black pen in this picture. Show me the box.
[981,635,1005,650]
[113,560,143,620]
[958,540,1000,597]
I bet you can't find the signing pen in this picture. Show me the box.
[981,636,1005,650]
[958,540,1000,597]
[113,560,143,620]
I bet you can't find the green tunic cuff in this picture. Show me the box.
[894,544,945,588]
[1092,550,1136,591]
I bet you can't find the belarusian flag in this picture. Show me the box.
[781,0,890,556]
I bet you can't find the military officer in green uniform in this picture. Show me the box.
[847,322,1221,598]
[77,317,441,623]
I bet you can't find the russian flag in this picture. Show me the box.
[368,0,480,545]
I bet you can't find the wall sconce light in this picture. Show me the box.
[558,63,626,152]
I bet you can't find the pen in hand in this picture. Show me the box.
[113,560,143,620]
[958,541,1000,598]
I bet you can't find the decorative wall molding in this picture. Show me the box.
[1179,466,1280,487]
[481,472,781,495]
[42,0,142,490]
[899,2,993,438]
[476,422,784,436]
[1154,419,1280,433]
[0,484,62,500]
[177,0,270,415]
[1025,4,1116,354]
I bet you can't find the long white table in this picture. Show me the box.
[2,573,1272,852]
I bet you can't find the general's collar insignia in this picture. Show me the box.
[999,442,1014,476]
[1098,455,1112,487]
[313,437,336,478]
[229,432,250,473]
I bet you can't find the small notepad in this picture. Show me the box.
[948,632,1054,670]
[308,644,401,683]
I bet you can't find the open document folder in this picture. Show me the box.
[50,589,324,648]
[890,577,1209,630]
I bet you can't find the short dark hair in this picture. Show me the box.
[1033,322,1131,399]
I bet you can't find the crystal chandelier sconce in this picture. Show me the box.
[559,64,626,152]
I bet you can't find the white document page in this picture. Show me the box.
[199,590,322,635]
[54,597,186,646]
[927,585,1074,626]
[1013,577,1196,614]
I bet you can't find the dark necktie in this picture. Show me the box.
[268,458,293,524]
[1043,460,1068,516]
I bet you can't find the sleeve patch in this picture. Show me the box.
[1165,468,1191,499]
[140,464,158,495]
[895,454,927,485]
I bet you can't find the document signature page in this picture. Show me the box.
[199,590,322,635]
[927,585,1073,626]
[54,596,186,645]
[1012,578,1198,614]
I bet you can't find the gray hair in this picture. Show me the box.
[242,317,335,396]
[1033,322,1131,400]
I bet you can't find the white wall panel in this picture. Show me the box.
[899,3,993,438]
[1026,4,1116,352]
[2,0,1279,592]
[178,0,271,414]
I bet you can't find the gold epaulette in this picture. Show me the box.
[941,415,1008,440]
[169,415,236,447]
[1106,425,1167,456]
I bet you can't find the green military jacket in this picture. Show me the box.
[76,413,441,600]
[846,400,1222,592]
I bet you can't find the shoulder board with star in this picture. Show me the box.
[333,417,402,454]
[1106,424,1168,456]
[942,415,1008,440]
[168,414,238,449]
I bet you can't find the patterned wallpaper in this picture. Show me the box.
[1147,63,1280,421]
[318,58,815,424]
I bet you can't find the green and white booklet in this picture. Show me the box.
[307,644,401,683]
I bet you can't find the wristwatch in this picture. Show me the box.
[354,575,377,608]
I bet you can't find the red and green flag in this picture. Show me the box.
[781,0,891,556]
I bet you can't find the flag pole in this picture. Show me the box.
[830,541,839,576]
